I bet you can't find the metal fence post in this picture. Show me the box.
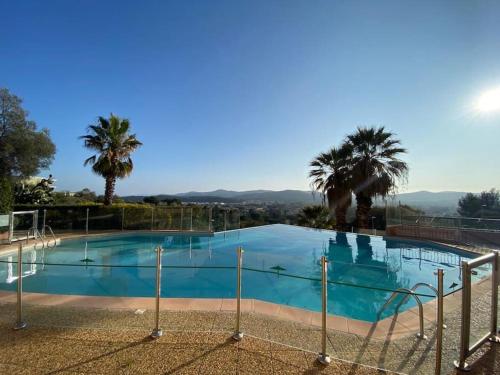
[232,247,244,341]
[455,261,471,371]
[317,256,331,365]
[435,269,444,375]
[121,207,125,231]
[190,207,193,231]
[489,251,500,343]
[85,208,89,234]
[150,246,163,339]
[224,210,227,232]
[33,210,39,233]
[8,212,14,244]
[13,243,27,330]
[180,207,184,231]
[208,207,213,232]
[42,209,47,237]
[151,207,154,231]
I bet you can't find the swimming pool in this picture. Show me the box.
[0,224,489,322]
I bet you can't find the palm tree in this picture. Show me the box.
[297,205,332,229]
[309,144,353,230]
[346,127,408,228]
[80,115,142,205]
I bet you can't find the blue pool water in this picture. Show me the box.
[0,224,489,322]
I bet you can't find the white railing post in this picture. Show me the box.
[151,207,154,231]
[13,243,27,330]
[490,251,499,343]
[150,246,163,339]
[42,209,47,237]
[208,207,213,232]
[85,208,89,234]
[8,212,14,244]
[435,269,444,375]
[180,207,184,231]
[455,260,471,371]
[232,247,244,341]
[190,207,193,231]
[317,256,331,365]
[121,207,125,231]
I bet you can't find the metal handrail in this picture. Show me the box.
[27,227,45,250]
[397,282,447,329]
[378,287,427,339]
[42,225,57,248]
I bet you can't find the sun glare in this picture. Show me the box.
[475,87,500,113]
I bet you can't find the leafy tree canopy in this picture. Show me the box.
[0,177,13,213]
[0,88,56,178]
[14,175,56,205]
[297,205,333,229]
[143,196,160,205]
[80,114,142,205]
[458,189,500,218]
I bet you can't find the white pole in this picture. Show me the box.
[13,243,27,330]
[150,246,163,339]
[317,256,331,365]
[86,208,89,234]
[232,247,244,341]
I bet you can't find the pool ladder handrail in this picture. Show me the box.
[26,227,45,250]
[399,282,447,329]
[42,225,57,248]
[378,287,427,340]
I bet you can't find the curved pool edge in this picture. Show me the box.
[0,286,466,341]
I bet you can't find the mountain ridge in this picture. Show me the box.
[123,189,468,212]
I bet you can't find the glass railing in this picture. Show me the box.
[1,206,240,243]
[1,243,492,375]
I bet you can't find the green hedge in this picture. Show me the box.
[11,204,239,232]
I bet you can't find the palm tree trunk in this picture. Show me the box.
[355,193,372,229]
[334,203,348,231]
[104,176,116,206]
[327,189,350,231]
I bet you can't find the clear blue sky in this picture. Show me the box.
[1,0,499,195]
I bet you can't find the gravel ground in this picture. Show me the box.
[0,287,498,375]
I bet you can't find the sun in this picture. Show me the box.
[475,87,500,113]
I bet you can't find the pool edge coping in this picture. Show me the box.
[0,279,482,342]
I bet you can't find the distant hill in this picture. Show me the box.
[124,189,320,204]
[378,190,465,207]
[123,189,468,212]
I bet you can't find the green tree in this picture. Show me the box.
[161,197,181,205]
[80,115,142,205]
[0,88,56,207]
[297,205,333,229]
[0,88,56,177]
[74,188,97,202]
[0,177,13,213]
[144,196,160,205]
[346,127,408,228]
[458,189,500,218]
[14,175,56,205]
[309,144,352,230]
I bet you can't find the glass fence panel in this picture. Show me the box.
[1,233,491,374]
[441,287,463,374]
[42,207,88,233]
[190,206,210,232]
[469,267,494,346]
[88,206,122,232]
[153,206,181,230]
[123,206,154,230]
